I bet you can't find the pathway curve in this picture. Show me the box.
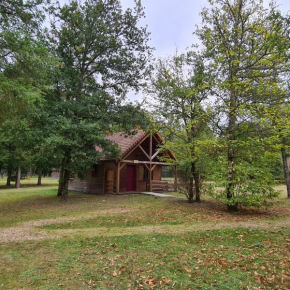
[1,211,290,243]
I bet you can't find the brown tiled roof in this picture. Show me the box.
[106,130,147,158]
[96,130,176,161]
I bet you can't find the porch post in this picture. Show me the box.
[116,162,120,194]
[149,164,152,192]
[149,134,153,192]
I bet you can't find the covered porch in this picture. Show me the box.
[106,132,177,194]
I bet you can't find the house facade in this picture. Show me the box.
[67,131,177,194]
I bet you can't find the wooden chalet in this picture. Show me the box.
[68,130,177,194]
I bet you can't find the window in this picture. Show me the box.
[143,166,150,180]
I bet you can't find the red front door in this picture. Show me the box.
[126,165,136,191]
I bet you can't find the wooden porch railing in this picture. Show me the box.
[146,180,168,192]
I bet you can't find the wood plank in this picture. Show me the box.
[151,150,159,160]
[121,160,171,166]
[149,164,152,192]
[151,180,168,184]
[150,133,152,159]
[116,162,120,194]
[120,162,126,170]
[144,163,150,172]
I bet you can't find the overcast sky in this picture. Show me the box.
[120,0,290,58]
[59,0,290,101]
[117,0,290,101]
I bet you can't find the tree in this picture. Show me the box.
[0,0,50,188]
[196,0,289,210]
[0,0,46,76]
[44,0,152,199]
[148,52,212,203]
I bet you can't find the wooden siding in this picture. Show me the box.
[68,132,172,194]
[68,162,164,194]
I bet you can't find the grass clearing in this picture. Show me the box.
[0,178,290,289]
[0,175,58,189]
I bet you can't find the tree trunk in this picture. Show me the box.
[37,171,42,186]
[188,161,201,203]
[188,173,194,203]
[226,97,238,212]
[57,160,65,197]
[61,168,70,200]
[281,146,290,198]
[57,156,70,200]
[15,166,21,189]
[6,168,12,186]
[193,162,201,202]
[226,143,237,211]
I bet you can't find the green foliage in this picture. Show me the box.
[0,0,45,27]
[42,0,152,197]
[196,0,290,209]
[149,52,213,202]
[216,164,279,209]
[0,0,53,182]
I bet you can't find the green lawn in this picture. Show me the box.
[0,178,290,289]
[0,175,58,188]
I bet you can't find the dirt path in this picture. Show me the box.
[0,208,134,243]
[46,217,290,239]
[1,210,290,243]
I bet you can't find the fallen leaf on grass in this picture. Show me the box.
[87,280,93,285]
[119,266,127,272]
[112,271,118,277]
[162,278,170,285]
[145,278,157,285]
[184,267,191,273]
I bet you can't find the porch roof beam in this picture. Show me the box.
[120,162,126,170]
[151,150,159,160]
[144,163,150,172]
[120,159,172,166]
